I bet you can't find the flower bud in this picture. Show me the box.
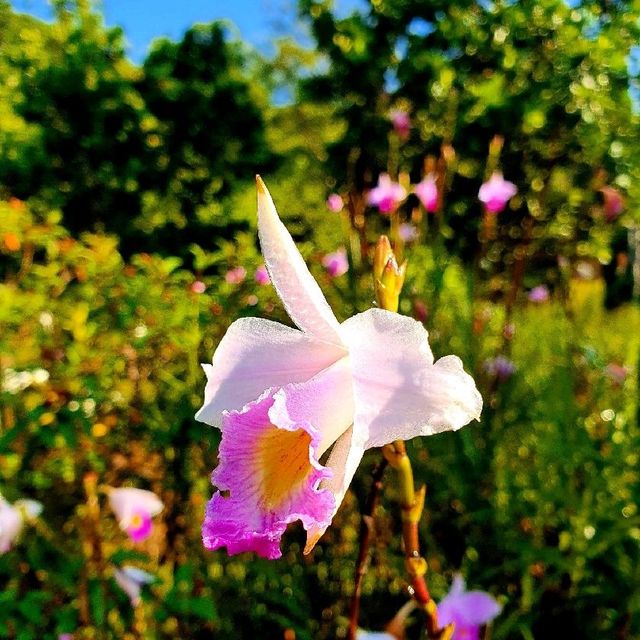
[373,236,407,313]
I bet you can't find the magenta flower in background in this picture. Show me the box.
[254,265,271,286]
[483,356,516,383]
[195,177,481,560]
[390,110,411,140]
[114,566,155,606]
[225,266,247,285]
[478,172,517,213]
[367,174,407,214]
[191,280,206,294]
[438,575,501,640]
[58,635,73,640]
[398,223,418,243]
[108,488,163,542]
[322,248,349,278]
[326,193,344,213]
[414,174,439,213]
[600,186,624,221]
[528,285,550,303]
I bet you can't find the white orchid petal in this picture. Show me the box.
[271,356,355,455]
[256,176,344,346]
[341,309,482,448]
[195,317,345,427]
[304,425,366,553]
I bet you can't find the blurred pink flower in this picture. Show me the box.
[413,300,428,323]
[322,248,349,278]
[191,280,206,294]
[528,285,550,303]
[254,265,271,286]
[399,223,418,243]
[414,174,439,213]
[195,177,481,560]
[438,575,501,640]
[114,566,155,606]
[108,488,163,542]
[502,322,516,340]
[368,174,407,214]
[605,363,628,386]
[225,266,247,285]
[478,172,517,213]
[600,186,624,221]
[58,635,73,640]
[390,110,411,140]
[326,193,344,213]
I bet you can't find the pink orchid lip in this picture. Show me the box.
[414,174,439,213]
[202,389,335,560]
[126,509,153,542]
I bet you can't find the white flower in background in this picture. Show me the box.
[0,497,43,553]
[134,324,148,338]
[1,368,49,394]
[114,566,155,606]
[38,312,54,331]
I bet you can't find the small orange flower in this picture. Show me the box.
[3,233,20,252]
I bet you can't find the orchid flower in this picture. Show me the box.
[527,285,549,303]
[0,497,42,553]
[113,566,155,606]
[0,499,23,553]
[478,172,517,214]
[437,575,501,640]
[390,110,411,140]
[225,266,247,285]
[108,488,163,542]
[326,193,344,213]
[414,174,439,213]
[599,185,624,221]
[322,248,349,277]
[196,177,482,560]
[367,174,407,214]
[254,265,271,285]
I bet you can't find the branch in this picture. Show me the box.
[384,441,455,640]
[346,456,389,640]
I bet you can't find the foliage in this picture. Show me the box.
[0,2,275,255]
[1,196,639,638]
[299,0,640,275]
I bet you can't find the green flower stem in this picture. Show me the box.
[383,441,454,640]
